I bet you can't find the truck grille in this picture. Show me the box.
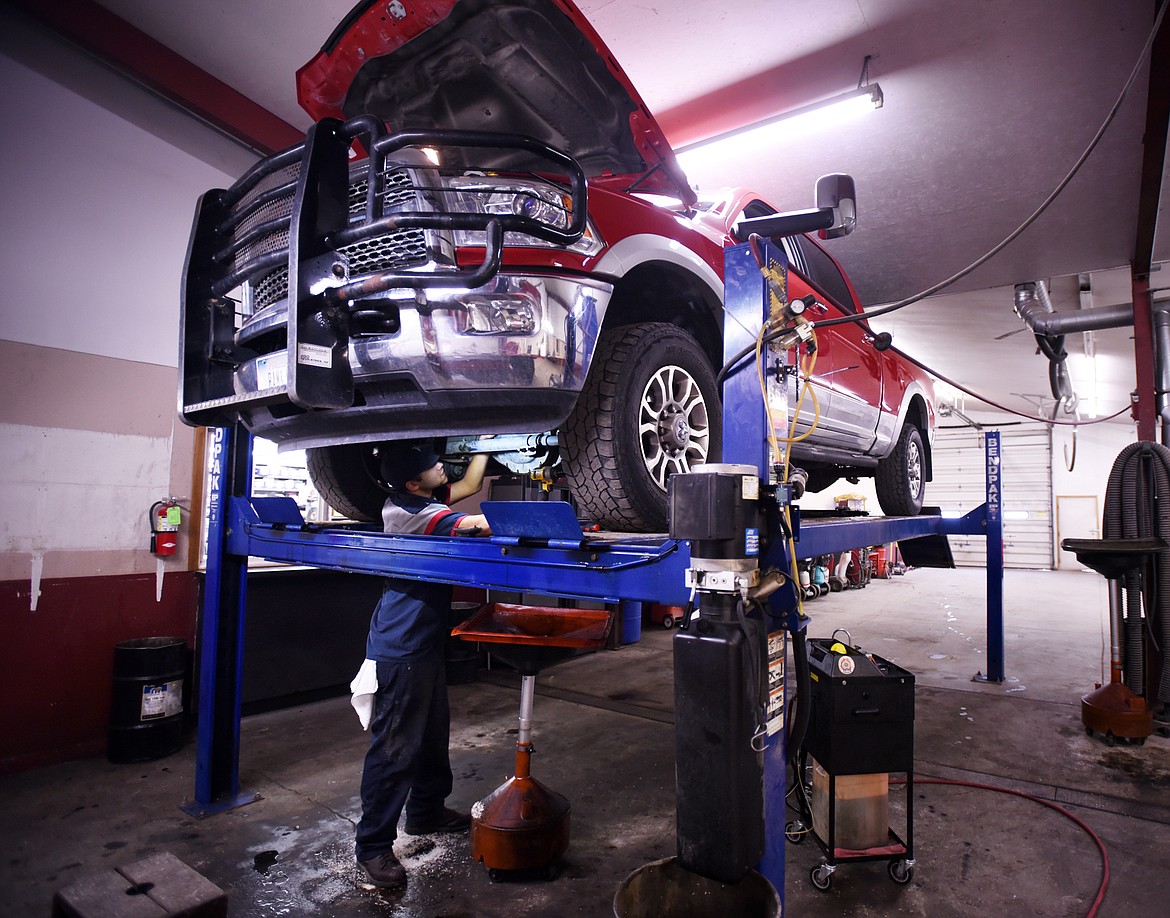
[231,162,431,316]
[231,164,298,276]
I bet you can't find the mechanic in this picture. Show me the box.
[354,438,492,889]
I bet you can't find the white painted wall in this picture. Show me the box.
[0,14,257,579]
[0,11,256,368]
[1049,419,1137,512]
[0,423,172,556]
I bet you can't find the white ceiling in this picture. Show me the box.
[88,0,1167,424]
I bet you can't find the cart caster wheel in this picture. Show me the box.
[784,820,805,845]
[1105,731,1116,747]
[810,864,833,891]
[661,614,675,629]
[888,859,913,884]
[1085,726,1094,737]
[488,868,503,883]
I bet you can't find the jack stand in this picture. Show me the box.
[471,675,570,877]
[453,602,611,876]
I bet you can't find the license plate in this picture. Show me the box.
[255,353,288,390]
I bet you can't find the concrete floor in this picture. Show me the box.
[4,566,1170,917]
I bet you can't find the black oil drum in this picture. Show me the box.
[108,637,188,763]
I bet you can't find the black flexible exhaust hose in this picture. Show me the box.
[787,624,812,763]
[1102,441,1170,705]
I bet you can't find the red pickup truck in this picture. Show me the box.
[179,0,935,531]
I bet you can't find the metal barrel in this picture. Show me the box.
[107,637,188,764]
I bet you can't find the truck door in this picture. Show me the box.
[790,236,882,452]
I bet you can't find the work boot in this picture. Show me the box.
[403,806,471,835]
[357,850,407,888]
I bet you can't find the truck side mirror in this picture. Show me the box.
[815,174,856,239]
[732,173,858,242]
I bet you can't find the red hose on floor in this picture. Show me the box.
[898,777,1110,917]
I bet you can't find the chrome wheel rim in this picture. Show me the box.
[907,436,922,499]
[639,364,710,490]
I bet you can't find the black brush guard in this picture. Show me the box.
[179,115,588,427]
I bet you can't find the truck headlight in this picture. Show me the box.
[446,176,602,256]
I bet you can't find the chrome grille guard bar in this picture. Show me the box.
[180,115,589,426]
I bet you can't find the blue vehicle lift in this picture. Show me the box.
[187,239,1005,905]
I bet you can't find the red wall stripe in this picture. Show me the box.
[0,572,200,774]
[7,0,304,155]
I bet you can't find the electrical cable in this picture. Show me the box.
[763,336,809,612]
[735,249,817,767]
[752,326,823,454]
[752,316,816,766]
[890,342,1131,426]
[718,324,789,387]
[893,777,1110,918]
[810,0,1168,330]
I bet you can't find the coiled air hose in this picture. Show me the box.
[1102,442,1170,705]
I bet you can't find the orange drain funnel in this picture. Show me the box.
[1081,680,1153,743]
[470,675,570,875]
[452,604,612,876]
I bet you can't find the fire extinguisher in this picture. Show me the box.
[149,500,181,557]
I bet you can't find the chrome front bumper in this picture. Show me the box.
[229,272,611,448]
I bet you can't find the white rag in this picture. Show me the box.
[349,658,378,730]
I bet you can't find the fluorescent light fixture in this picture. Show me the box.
[675,83,884,163]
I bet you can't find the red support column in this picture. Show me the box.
[7,0,303,155]
[1132,273,1157,441]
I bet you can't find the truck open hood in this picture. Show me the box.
[296,0,695,204]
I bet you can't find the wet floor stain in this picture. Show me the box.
[399,838,435,858]
[253,850,279,874]
[1101,748,1170,783]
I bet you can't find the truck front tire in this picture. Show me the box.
[562,322,720,531]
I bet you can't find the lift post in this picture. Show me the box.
[717,238,797,890]
[184,425,259,817]
[977,429,1005,683]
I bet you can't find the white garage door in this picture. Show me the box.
[928,425,1054,569]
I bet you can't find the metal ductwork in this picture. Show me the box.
[1015,281,1077,410]
[1014,280,1170,443]
[1013,281,1135,336]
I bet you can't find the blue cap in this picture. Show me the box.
[380,440,441,489]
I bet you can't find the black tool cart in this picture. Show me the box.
[788,634,915,890]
